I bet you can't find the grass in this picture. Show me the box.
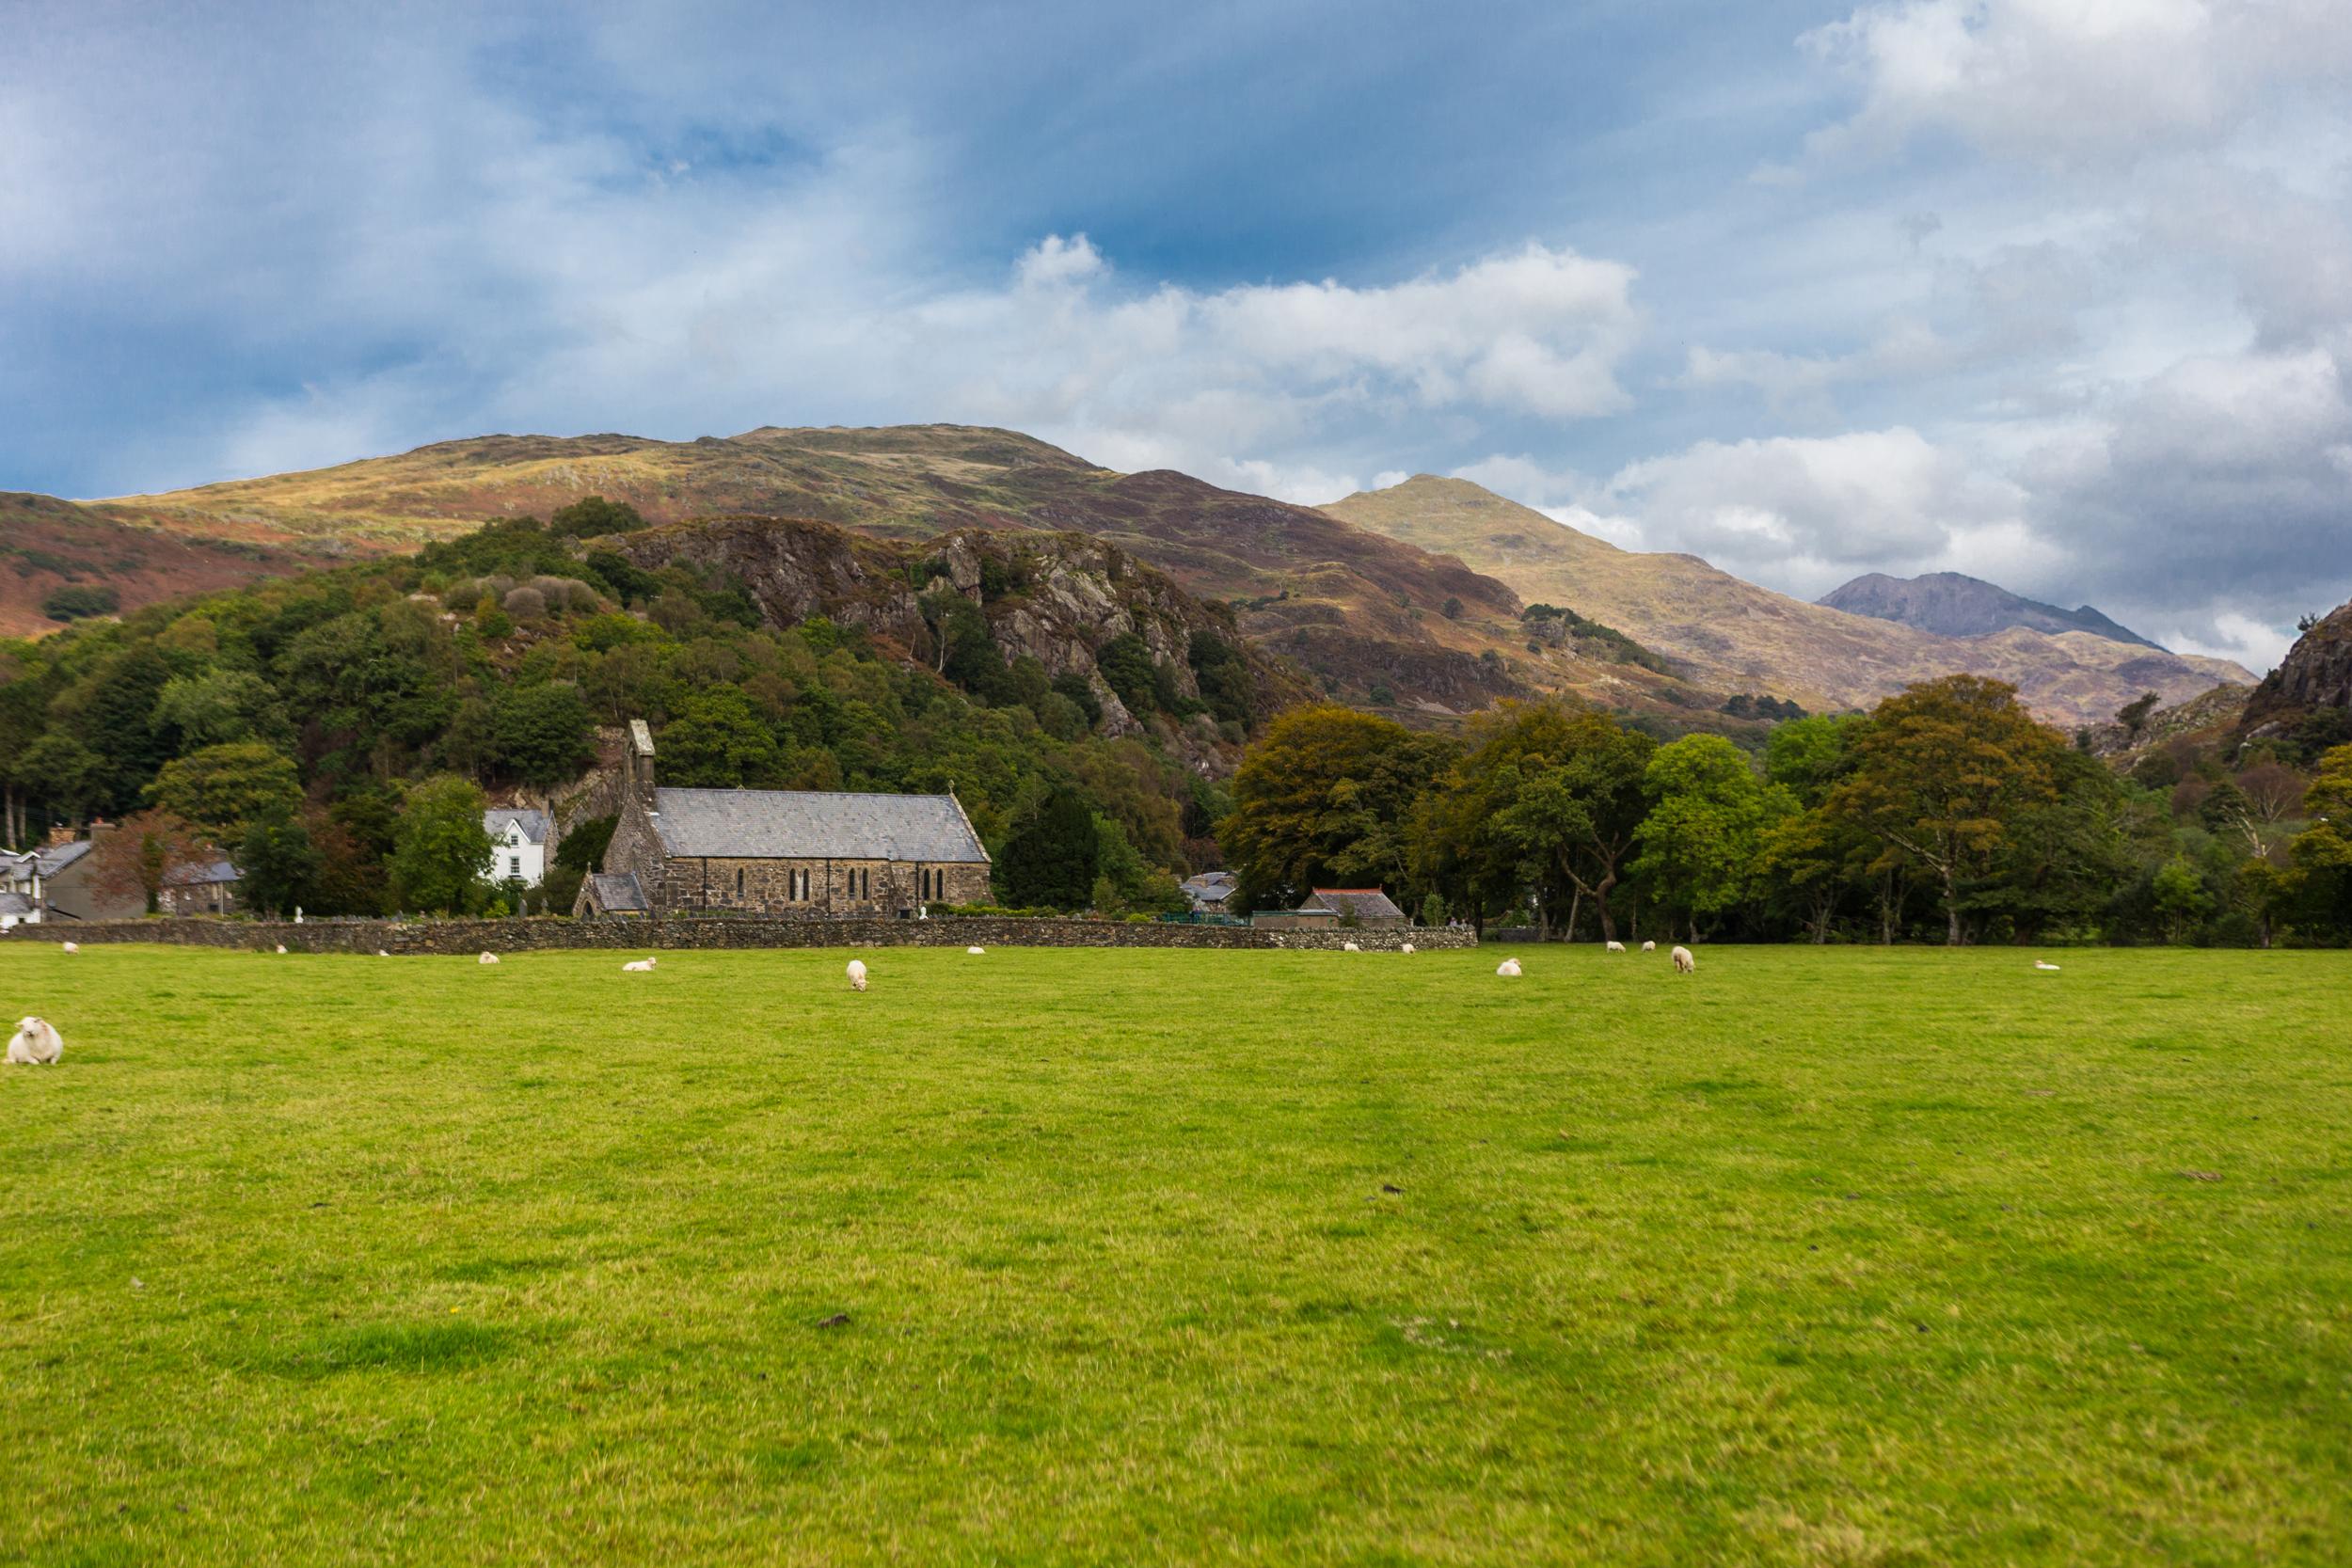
[1,942,2346,1566]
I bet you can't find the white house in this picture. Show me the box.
[485,809,551,887]
[0,849,43,929]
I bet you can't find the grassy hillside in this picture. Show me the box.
[1322,476,2253,727]
[0,492,298,639]
[3,942,2346,1564]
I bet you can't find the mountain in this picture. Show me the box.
[1320,475,2254,728]
[0,491,297,639]
[36,425,1707,718]
[1818,571,2163,649]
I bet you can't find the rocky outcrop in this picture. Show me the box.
[2081,683,2251,759]
[1820,571,2163,649]
[2240,599,2352,734]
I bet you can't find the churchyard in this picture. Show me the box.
[1,942,2345,1564]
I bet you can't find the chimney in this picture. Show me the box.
[628,720,658,811]
[44,822,74,848]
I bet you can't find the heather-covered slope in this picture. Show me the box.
[1323,476,2252,727]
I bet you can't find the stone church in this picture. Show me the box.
[576,721,993,918]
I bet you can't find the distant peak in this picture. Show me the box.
[1820,570,2165,651]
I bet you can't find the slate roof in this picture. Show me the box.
[1302,887,1407,922]
[1181,871,1238,906]
[36,841,91,877]
[485,809,551,845]
[648,788,990,863]
[165,859,240,887]
[586,872,649,912]
[0,892,33,916]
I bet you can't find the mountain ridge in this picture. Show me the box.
[1819,570,2163,649]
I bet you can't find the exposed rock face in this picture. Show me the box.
[2241,599,2352,731]
[612,514,1313,741]
[1819,571,2163,649]
[2080,683,2252,759]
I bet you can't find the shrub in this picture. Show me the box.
[41,584,119,621]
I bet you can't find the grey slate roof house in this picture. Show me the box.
[1297,888,1408,926]
[578,721,993,917]
[1180,870,1238,912]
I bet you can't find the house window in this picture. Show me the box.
[509,856,521,878]
[736,867,744,896]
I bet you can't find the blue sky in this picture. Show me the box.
[7,0,2351,667]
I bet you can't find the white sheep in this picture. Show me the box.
[1606,941,1626,953]
[847,958,868,992]
[1496,958,1522,977]
[378,949,390,958]
[1671,945,1695,974]
[478,952,500,965]
[1641,941,1656,953]
[1401,942,1415,955]
[966,946,985,956]
[622,958,658,973]
[7,1017,62,1066]
[1343,942,1361,953]
[59,942,78,955]
[275,944,287,955]
[2034,960,2060,972]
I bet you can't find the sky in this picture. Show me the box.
[7,0,2351,670]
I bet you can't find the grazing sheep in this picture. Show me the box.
[378,950,390,958]
[478,952,500,965]
[1496,958,1522,977]
[1401,943,1415,955]
[1606,941,1626,953]
[2034,960,2060,972]
[622,958,658,973]
[1343,942,1361,953]
[275,944,287,955]
[1671,945,1695,974]
[1641,941,1656,953]
[847,958,868,992]
[59,942,78,955]
[7,1017,62,1066]
[966,946,985,956]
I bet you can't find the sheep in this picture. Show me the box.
[1343,942,1361,953]
[847,958,868,992]
[59,942,78,955]
[622,958,658,973]
[378,949,390,958]
[1671,945,1695,974]
[1606,941,1626,953]
[478,952,500,965]
[275,944,287,955]
[2034,960,2060,972]
[1641,941,1656,953]
[1496,958,1522,977]
[966,946,985,956]
[1401,942,1415,955]
[7,1017,62,1066]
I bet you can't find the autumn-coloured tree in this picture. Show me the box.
[87,808,218,915]
[1218,705,1455,913]
[1825,675,2066,945]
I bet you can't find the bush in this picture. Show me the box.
[41,584,119,621]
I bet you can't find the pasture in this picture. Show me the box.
[1,942,2346,1565]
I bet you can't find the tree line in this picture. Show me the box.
[1216,677,2352,946]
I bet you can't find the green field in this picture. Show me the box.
[2,943,2346,1565]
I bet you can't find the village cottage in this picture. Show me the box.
[577,721,992,918]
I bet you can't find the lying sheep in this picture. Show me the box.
[59,942,78,955]
[275,944,287,955]
[7,1017,62,1066]
[1343,942,1361,953]
[1496,958,1522,977]
[1641,941,1656,953]
[1606,941,1626,953]
[378,949,390,958]
[1671,945,1695,974]
[478,952,500,965]
[847,958,868,992]
[622,958,658,973]
[966,946,985,956]
[2034,960,2060,972]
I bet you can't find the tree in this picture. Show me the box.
[2151,857,2215,943]
[1220,705,1454,912]
[16,732,105,828]
[388,775,496,914]
[1763,715,1857,807]
[2116,691,2160,737]
[492,683,596,788]
[240,810,326,918]
[660,687,783,786]
[148,742,303,842]
[153,668,294,751]
[41,584,119,621]
[550,496,648,538]
[88,809,216,915]
[1630,734,1791,938]
[1824,676,2065,944]
[1096,633,1158,718]
[996,787,1100,910]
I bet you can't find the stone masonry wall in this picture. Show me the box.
[48,917,1475,956]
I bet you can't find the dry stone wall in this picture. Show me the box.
[49,917,1472,956]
